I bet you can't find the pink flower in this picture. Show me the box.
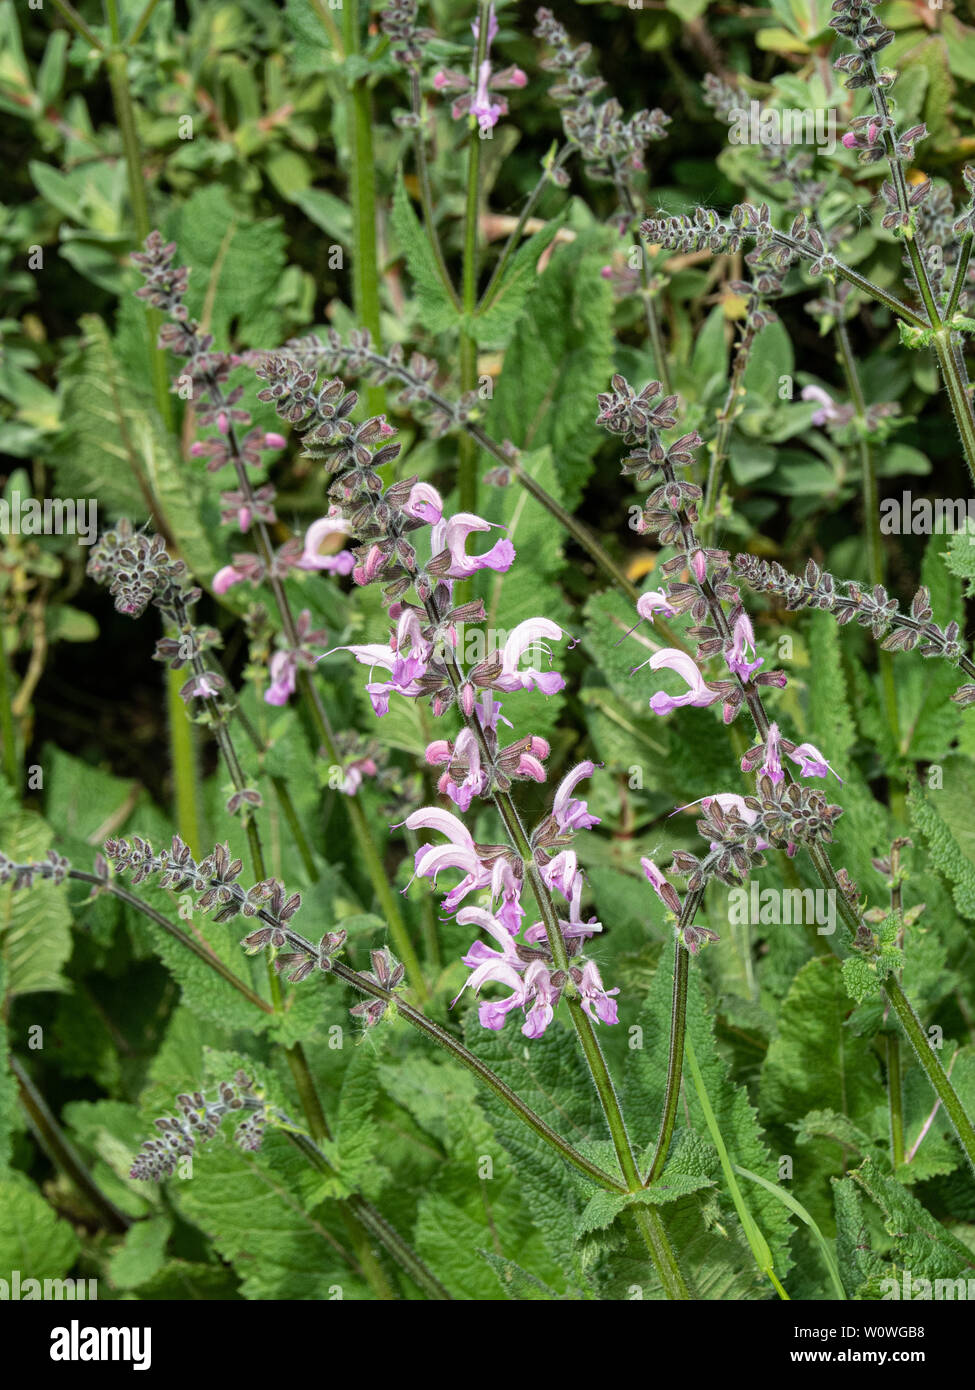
[552,761,600,832]
[726,611,763,681]
[759,722,784,785]
[339,756,379,796]
[299,514,356,575]
[577,960,619,1026]
[213,564,246,596]
[331,640,426,715]
[636,589,676,623]
[495,618,566,695]
[521,961,557,1038]
[265,650,297,706]
[430,512,515,578]
[646,649,720,716]
[404,807,492,912]
[403,482,443,525]
[788,742,842,782]
[640,857,682,915]
[801,384,841,427]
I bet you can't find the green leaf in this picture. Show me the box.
[846,1157,975,1295]
[0,1171,80,1279]
[321,1035,386,1193]
[488,226,615,509]
[167,186,291,348]
[462,1012,599,1289]
[480,1251,562,1300]
[625,951,795,1282]
[0,809,72,998]
[390,169,460,336]
[908,760,975,921]
[108,1216,173,1291]
[760,957,887,1223]
[473,209,570,347]
[735,1164,846,1300]
[173,1130,368,1300]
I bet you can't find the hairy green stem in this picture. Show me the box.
[885,977,975,1171]
[50,0,104,50]
[632,1206,691,1300]
[68,868,273,1011]
[833,317,902,814]
[0,628,19,787]
[946,234,972,322]
[11,1055,132,1233]
[645,928,693,1184]
[702,321,756,541]
[409,68,457,305]
[342,0,384,417]
[456,2,491,523]
[886,1031,905,1168]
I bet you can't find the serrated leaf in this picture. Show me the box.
[0,811,72,997]
[487,227,615,509]
[0,1172,80,1279]
[108,1216,173,1291]
[472,209,570,346]
[173,1130,367,1300]
[390,169,461,336]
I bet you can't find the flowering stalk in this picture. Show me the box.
[599,373,975,1174]
[280,330,697,636]
[733,555,975,702]
[131,233,426,998]
[534,7,672,391]
[249,345,693,1291]
[383,2,457,304]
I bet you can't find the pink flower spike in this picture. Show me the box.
[788,742,842,782]
[646,648,719,716]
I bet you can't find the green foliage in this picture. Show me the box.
[4,0,975,1311]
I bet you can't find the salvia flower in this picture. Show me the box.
[646,648,720,716]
